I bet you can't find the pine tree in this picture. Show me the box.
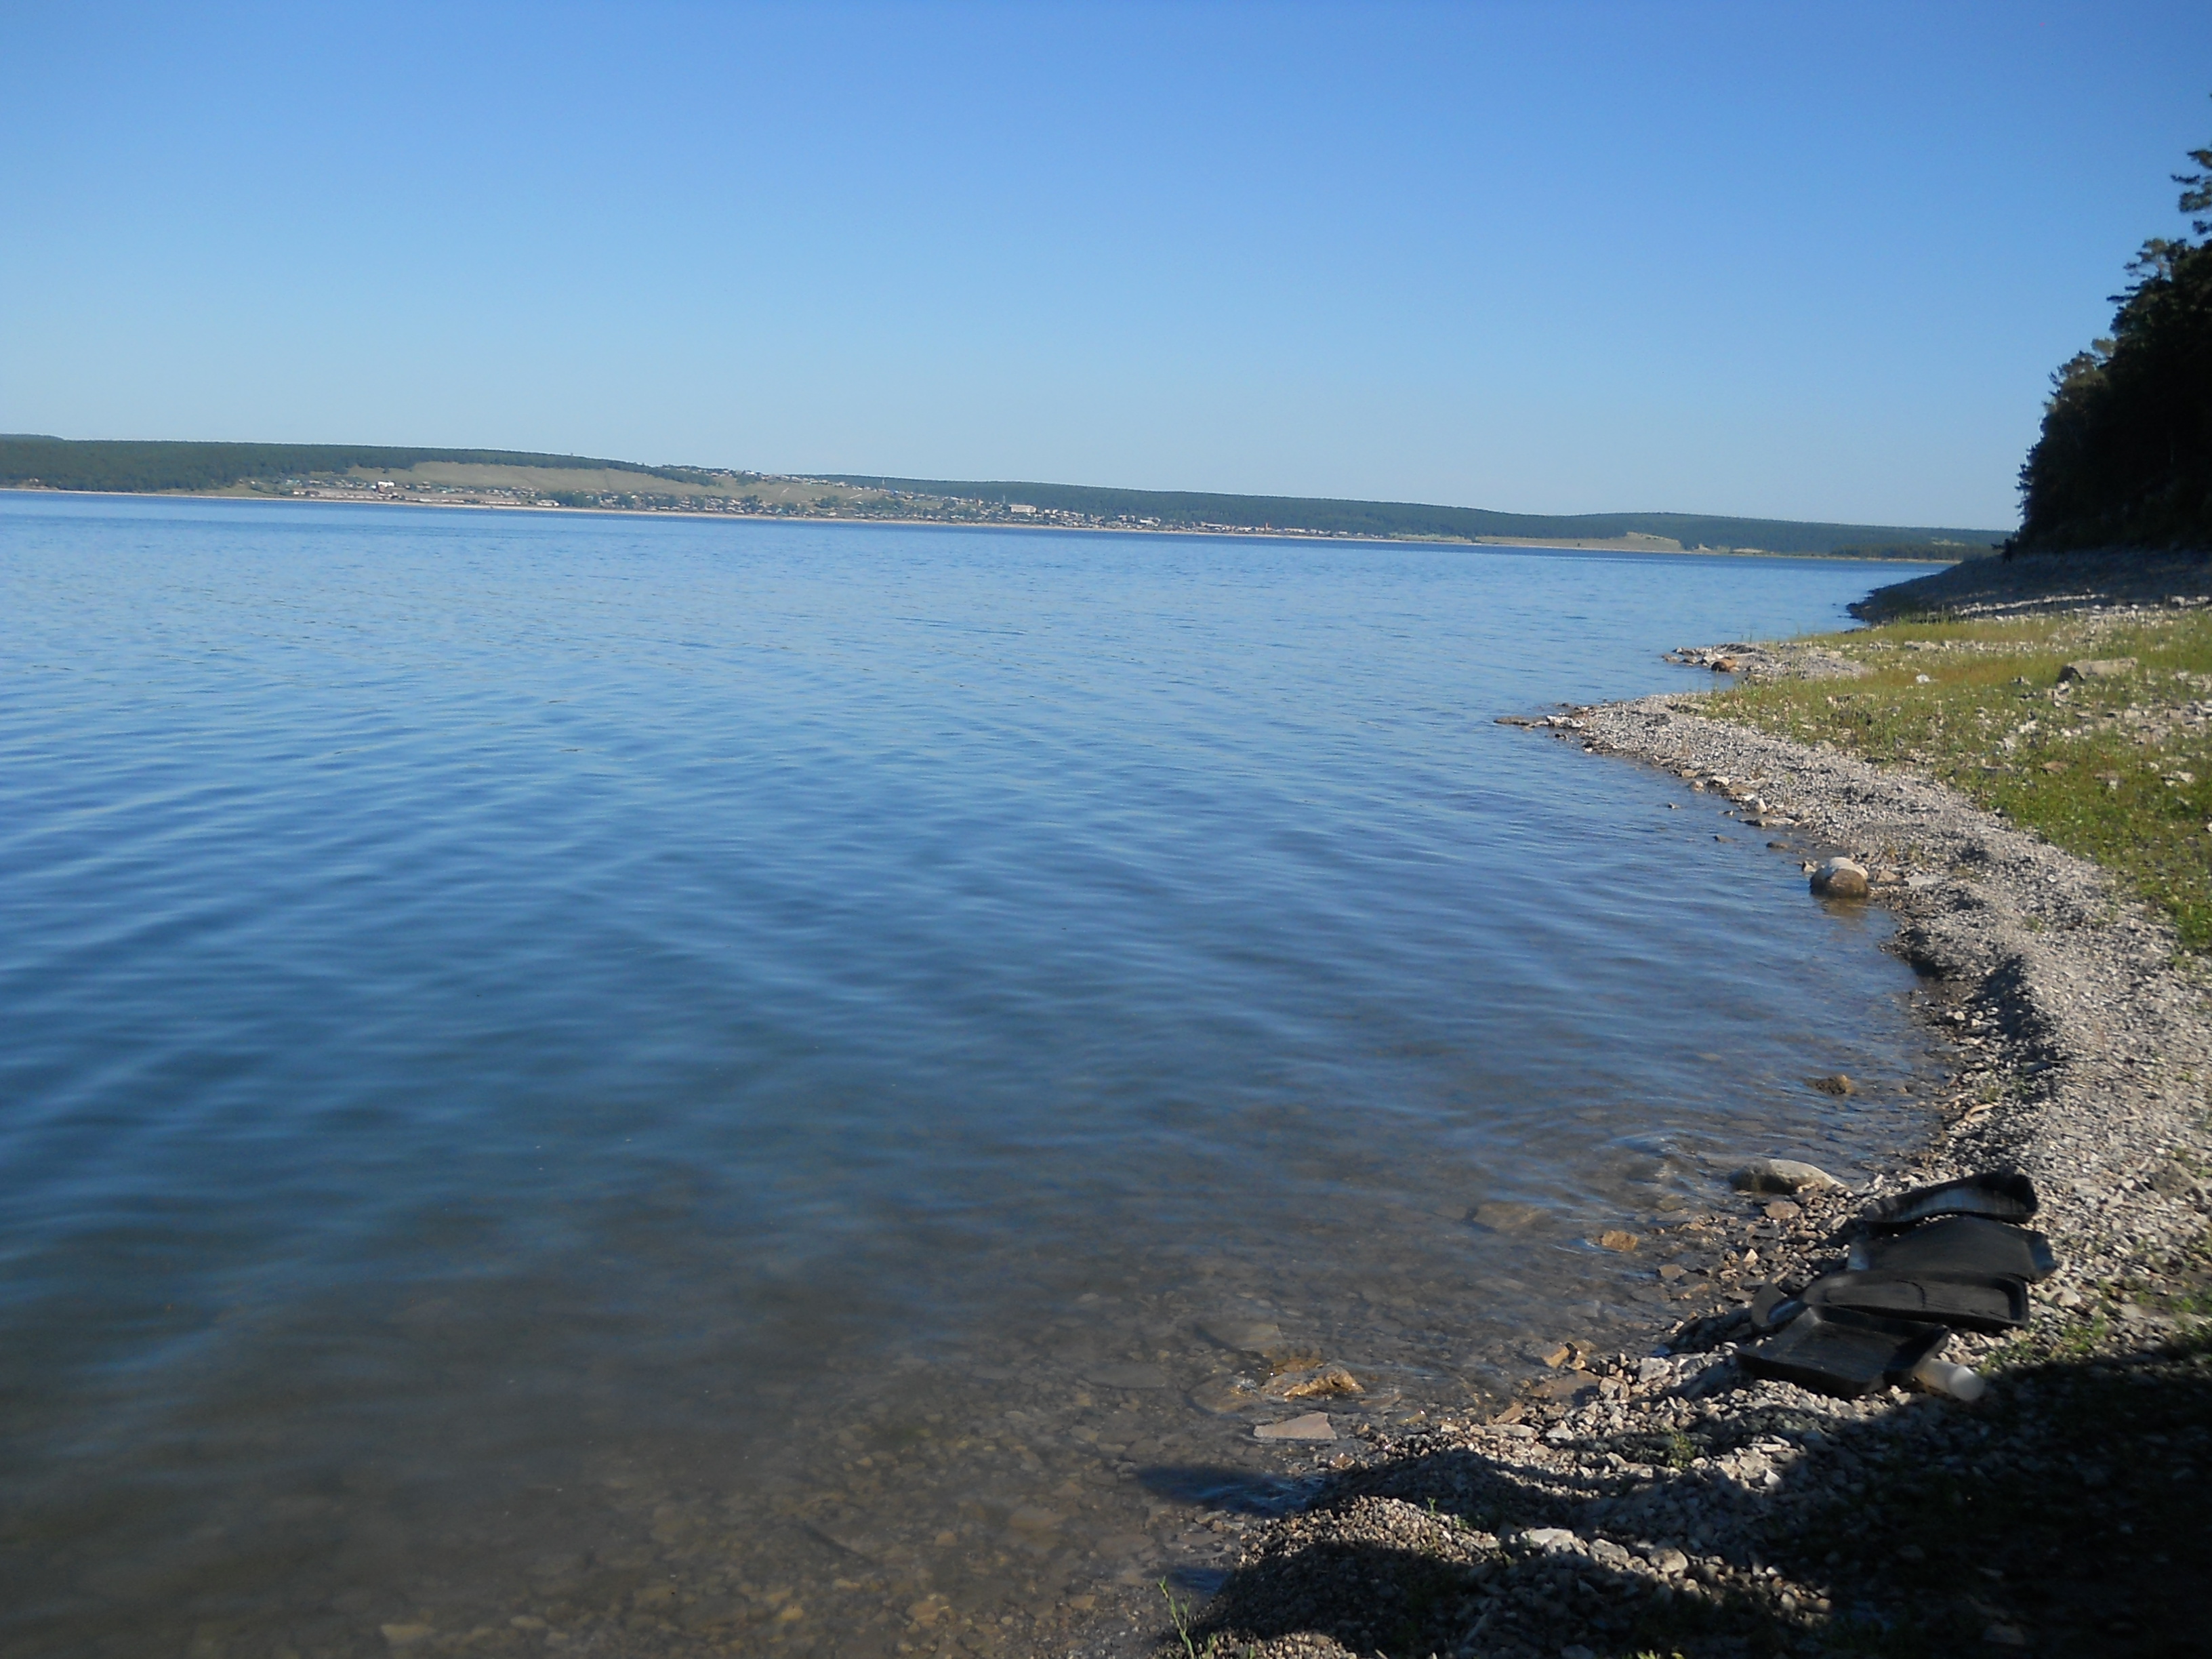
[2015,121,2212,552]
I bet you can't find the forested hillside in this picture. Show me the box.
[0,438,716,495]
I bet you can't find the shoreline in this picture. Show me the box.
[0,486,1961,563]
[1085,569,2212,1657]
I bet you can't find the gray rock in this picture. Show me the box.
[1729,1158,1841,1195]
[2147,1162,2200,1199]
[1650,1546,1690,1576]
[1811,857,1870,898]
[2057,657,2137,682]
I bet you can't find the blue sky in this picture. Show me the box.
[3,2,2208,527]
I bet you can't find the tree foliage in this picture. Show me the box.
[2017,123,2212,551]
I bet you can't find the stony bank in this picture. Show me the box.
[1066,554,2212,1659]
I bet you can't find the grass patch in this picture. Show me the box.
[1706,606,2212,949]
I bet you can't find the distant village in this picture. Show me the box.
[268,471,1388,538]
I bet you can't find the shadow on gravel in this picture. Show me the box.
[1158,1329,2211,1658]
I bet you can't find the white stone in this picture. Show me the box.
[1521,1526,1581,1551]
[1729,1158,1841,1195]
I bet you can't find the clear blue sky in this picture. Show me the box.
[4,2,2208,528]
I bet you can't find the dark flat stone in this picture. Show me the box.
[1801,1269,2030,1333]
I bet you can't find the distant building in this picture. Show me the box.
[1007,502,1036,516]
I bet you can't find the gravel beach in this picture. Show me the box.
[1079,563,2212,1659]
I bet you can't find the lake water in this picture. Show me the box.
[0,493,1950,1657]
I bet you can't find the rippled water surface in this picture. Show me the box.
[0,495,1950,1656]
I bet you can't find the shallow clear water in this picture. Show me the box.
[0,494,1947,1656]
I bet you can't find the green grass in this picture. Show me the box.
[1706,607,2212,949]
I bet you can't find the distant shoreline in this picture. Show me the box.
[0,485,1962,565]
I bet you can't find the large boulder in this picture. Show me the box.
[1811,857,1870,899]
[2057,657,2137,683]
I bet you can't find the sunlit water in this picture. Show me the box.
[0,494,1950,1656]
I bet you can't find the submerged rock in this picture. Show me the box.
[1195,1317,1283,1354]
[1253,1412,1336,1441]
[1469,1200,1544,1232]
[1187,1374,1262,1414]
[1082,1362,1170,1391]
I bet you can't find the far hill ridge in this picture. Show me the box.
[0,437,2005,559]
